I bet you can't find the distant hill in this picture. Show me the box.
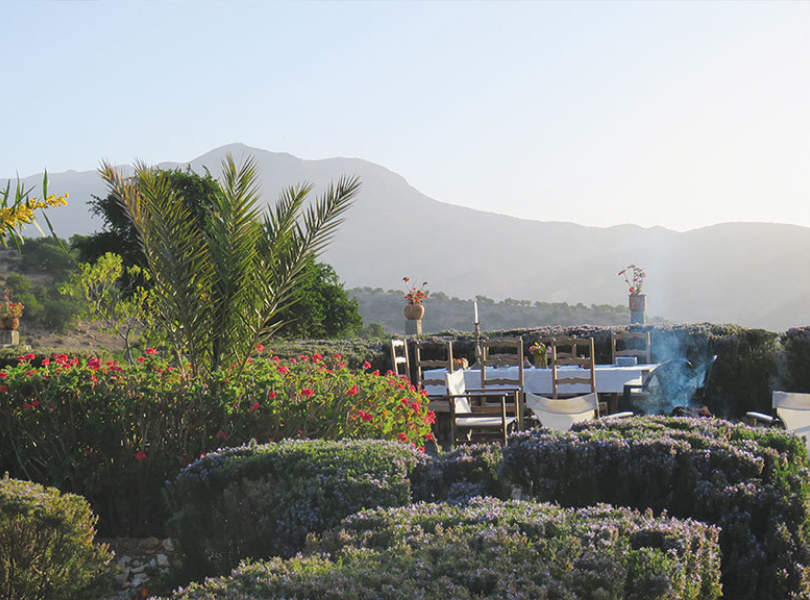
[349,288,664,334]
[5,142,809,331]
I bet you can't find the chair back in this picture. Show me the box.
[445,369,471,415]
[551,337,596,400]
[479,336,524,390]
[414,339,454,391]
[525,391,598,431]
[389,338,411,382]
[773,391,810,449]
[611,330,651,364]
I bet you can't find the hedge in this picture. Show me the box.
[0,350,433,536]
[165,439,428,581]
[0,475,112,600]
[783,327,810,393]
[501,416,810,600]
[162,497,722,600]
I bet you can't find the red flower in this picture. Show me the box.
[301,387,314,398]
[31,400,39,407]
[0,372,6,379]
[333,353,342,360]
[0,385,6,393]
[290,357,297,363]
[268,391,277,399]
[216,429,228,440]
[312,353,323,361]
[424,410,436,425]
[346,384,359,396]
[88,358,101,370]
[145,347,158,355]
[372,370,380,376]
[137,356,146,363]
[135,451,147,461]
[425,432,434,441]
[418,446,425,453]
[397,433,409,443]
[25,370,36,377]
[278,366,289,375]
[358,410,373,422]
[400,398,409,406]
[362,361,371,370]
[41,358,50,367]
[249,401,260,412]
[255,343,265,353]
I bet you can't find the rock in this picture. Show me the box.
[113,568,130,585]
[131,575,146,588]
[131,564,145,574]
[162,538,175,552]
[142,536,161,550]
[156,553,170,568]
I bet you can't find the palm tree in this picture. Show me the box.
[100,154,360,373]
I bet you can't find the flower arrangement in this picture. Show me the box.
[528,342,547,358]
[402,276,428,304]
[618,265,645,296]
[0,296,23,319]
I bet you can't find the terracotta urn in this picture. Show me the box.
[628,294,646,312]
[403,302,425,321]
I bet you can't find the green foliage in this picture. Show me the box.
[502,417,810,600]
[165,439,427,580]
[0,475,112,600]
[268,338,388,370]
[2,272,81,333]
[164,498,721,600]
[783,327,810,392]
[276,257,363,338]
[100,155,360,373]
[18,236,77,279]
[59,252,158,362]
[0,350,433,536]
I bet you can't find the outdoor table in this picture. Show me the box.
[424,364,659,414]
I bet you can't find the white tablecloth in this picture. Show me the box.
[423,364,659,397]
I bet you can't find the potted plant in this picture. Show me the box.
[528,341,548,368]
[0,296,24,330]
[618,265,646,313]
[402,276,428,320]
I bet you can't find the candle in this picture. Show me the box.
[473,301,479,324]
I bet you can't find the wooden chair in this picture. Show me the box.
[747,391,810,451]
[446,369,517,445]
[551,336,597,403]
[414,339,454,392]
[611,330,651,364]
[389,338,411,383]
[479,336,524,427]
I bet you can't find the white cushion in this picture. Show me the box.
[456,416,516,428]
[773,391,810,450]
[525,392,597,432]
[445,370,471,414]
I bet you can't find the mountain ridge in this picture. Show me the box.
[3,143,808,331]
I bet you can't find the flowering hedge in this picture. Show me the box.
[162,498,722,600]
[0,349,434,536]
[165,439,428,581]
[502,417,810,600]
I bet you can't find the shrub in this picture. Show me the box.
[269,338,387,371]
[0,350,433,536]
[412,443,504,503]
[163,498,722,600]
[502,417,810,600]
[783,326,810,393]
[0,475,112,600]
[164,439,428,580]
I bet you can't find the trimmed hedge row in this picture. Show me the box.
[0,351,434,536]
[783,327,810,393]
[0,475,112,600]
[165,439,428,580]
[163,497,722,600]
[502,417,810,600]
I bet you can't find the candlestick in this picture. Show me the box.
[473,301,478,324]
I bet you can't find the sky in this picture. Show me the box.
[2,1,809,232]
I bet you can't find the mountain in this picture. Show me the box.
[4,143,809,331]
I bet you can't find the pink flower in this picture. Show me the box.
[0,372,6,379]
[255,343,265,353]
[216,429,228,440]
[301,387,314,398]
[397,433,409,443]
[135,451,147,461]
[137,356,146,363]
[145,347,157,355]
[268,391,277,399]
[41,358,50,367]
[88,358,101,370]
[362,361,371,370]
[249,401,260,412]
[346,384,359,396]
[278,366,289,375]
[333,353,342,360]
[312,353,323,362]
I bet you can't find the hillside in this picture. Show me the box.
[5,143,809,331]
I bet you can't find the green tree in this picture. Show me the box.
[101,155,359,373]
[276,257,363,338]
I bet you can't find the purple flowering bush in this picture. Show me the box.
[411,443,504,503]
[164,439,428,581]
[502,416,810,600]
[161,497,722,600]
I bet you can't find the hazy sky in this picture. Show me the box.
[2,1,808,231]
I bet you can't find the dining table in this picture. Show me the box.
[423,363,659,399]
